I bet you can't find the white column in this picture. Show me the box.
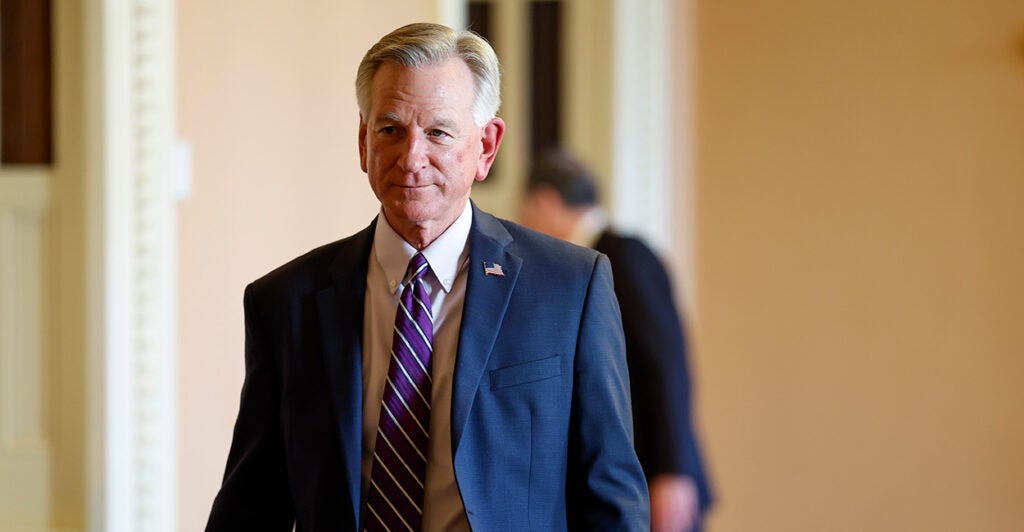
[609,0,672,251]
[85,0,177,531]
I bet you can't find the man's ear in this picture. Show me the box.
[475,117,506,182]
[358,117,368,173]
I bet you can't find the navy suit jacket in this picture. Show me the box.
[593,230,713,514]
[207,206,649,531]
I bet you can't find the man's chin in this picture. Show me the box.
[383,201,436,225]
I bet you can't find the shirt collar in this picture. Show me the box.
[373,201,473,295]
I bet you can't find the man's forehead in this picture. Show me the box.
[367,60,475,123]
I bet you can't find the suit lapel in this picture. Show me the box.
[450,206,521,453]
[316,219,376,522]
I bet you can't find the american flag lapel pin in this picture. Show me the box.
[483,261,505,277]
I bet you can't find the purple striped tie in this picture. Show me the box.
[365,253,433,531]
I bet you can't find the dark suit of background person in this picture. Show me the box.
[206,23,648,531]
[521,148,713,532]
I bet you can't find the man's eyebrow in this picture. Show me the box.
[431,118,460,132]
[372,113,461,133]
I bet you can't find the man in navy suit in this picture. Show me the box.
[207,23,648,531]
[520,148,714,532]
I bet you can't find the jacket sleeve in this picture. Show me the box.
[206,283,296,531]
[566,254,650,530]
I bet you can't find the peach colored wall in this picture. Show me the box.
[690,0,1024,530]
[176,2,429,530]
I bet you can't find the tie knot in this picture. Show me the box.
[407,252,430,282]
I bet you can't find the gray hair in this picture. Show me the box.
[356,22,502,127]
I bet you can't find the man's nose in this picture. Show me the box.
[398,134,428,173]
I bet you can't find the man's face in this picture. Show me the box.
[359,58,503,240]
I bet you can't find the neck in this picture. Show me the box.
[563,206,607,247]
[553,207,593,240]
[386,221,442,250]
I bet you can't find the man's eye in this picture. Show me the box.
[379,126,397,135]
[427,129,448,138]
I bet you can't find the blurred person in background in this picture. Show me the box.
[521,147,714,532]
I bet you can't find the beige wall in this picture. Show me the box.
[176,2,429,529]
[690,0,1024,530]
[50,0,86,526]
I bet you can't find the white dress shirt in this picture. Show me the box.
[362,201,473,531]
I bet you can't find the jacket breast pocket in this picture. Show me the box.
[489,355,562,390]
